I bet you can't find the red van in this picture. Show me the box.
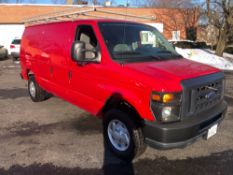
[20,19,227,160]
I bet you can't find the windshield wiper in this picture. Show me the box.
[157,50,172,53]
[113,51,142,55]
[147,55,162,60]
[157,50,183,58]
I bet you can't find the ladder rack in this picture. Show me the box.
[24,7,156,26]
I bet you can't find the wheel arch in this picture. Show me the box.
[27,69,34,78]
[101,93,144,126]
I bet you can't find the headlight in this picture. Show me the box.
[151,92,182,123]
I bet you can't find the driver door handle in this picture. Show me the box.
[68,71,72,80]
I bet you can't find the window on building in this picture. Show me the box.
[172,31,180,40]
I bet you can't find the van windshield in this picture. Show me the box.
[98,22,182,63]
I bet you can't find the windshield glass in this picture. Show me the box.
[98,22,182,62]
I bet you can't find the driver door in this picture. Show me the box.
[67,23,104,114]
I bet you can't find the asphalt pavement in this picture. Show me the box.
[0,59,232,175]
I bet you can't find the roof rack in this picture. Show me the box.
[24,7,156,26]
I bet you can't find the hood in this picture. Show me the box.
[123,58,220,91]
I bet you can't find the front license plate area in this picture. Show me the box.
[205,124,218,140]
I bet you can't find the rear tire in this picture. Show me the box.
[12,56,17,62]
[103,109,146,161]
[28,76,49,102]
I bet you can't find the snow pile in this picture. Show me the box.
[223,52,233,60]
[206,49,233,60]
[176,47,233,70]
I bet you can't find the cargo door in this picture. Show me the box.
[45,23,72,97]
[28,27,51,89]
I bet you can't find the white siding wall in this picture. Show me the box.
[0,24,25,51]
[146,23,163,33]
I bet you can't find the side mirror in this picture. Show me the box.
[71,41,85,62]
[71,41,98,62]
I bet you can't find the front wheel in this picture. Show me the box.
[103,109,146,161]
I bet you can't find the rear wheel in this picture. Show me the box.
[103,109,146,161]
[11,55,18,62]
[28,76,50,102]
[12,57,17,62]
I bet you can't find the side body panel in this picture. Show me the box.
[21,23,73,98]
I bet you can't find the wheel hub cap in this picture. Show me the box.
[29,81,36,98]
[107,119,130,151]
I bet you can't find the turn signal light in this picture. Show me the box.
[162,93,174,103]
[151,92,177,103]
[151,94,161,102]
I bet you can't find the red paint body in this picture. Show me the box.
[20,19,220,121]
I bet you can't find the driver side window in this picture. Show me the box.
[75,25,100,61]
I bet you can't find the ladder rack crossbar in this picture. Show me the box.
[24,7,156,26]
[96,9,154,20]
[25,8,95,23]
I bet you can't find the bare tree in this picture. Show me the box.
[148,0,200,40]
[144,0,193,8]
[179,7,200,40]
[206,0,233,56]
[72,0,88,4]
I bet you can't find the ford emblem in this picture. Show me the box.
[205,91,216,99]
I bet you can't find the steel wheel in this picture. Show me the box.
[107,119,130,151]
[29,80,36,98]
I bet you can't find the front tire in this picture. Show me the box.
[103,109,146,161]
[28,76,49,102]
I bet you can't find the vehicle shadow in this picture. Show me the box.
[0,88,27,100]
[103,141,135,175]
[71,111,135,174]
[75,110,135,174]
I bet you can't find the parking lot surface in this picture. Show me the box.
[0,59,233,175]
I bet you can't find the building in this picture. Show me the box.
[0,4,198,50]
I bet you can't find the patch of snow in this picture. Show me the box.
[205,49,233,60]
[175,47,233,70]
[223,52,233,60]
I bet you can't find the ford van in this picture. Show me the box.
[20,20,227,160]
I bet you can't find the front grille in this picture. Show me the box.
[192,80,222,113]
[181,72,224,118]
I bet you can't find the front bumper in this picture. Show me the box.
[142,100,227,149]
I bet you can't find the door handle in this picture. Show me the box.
[68,71,72,80]
[50,67,53,75]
